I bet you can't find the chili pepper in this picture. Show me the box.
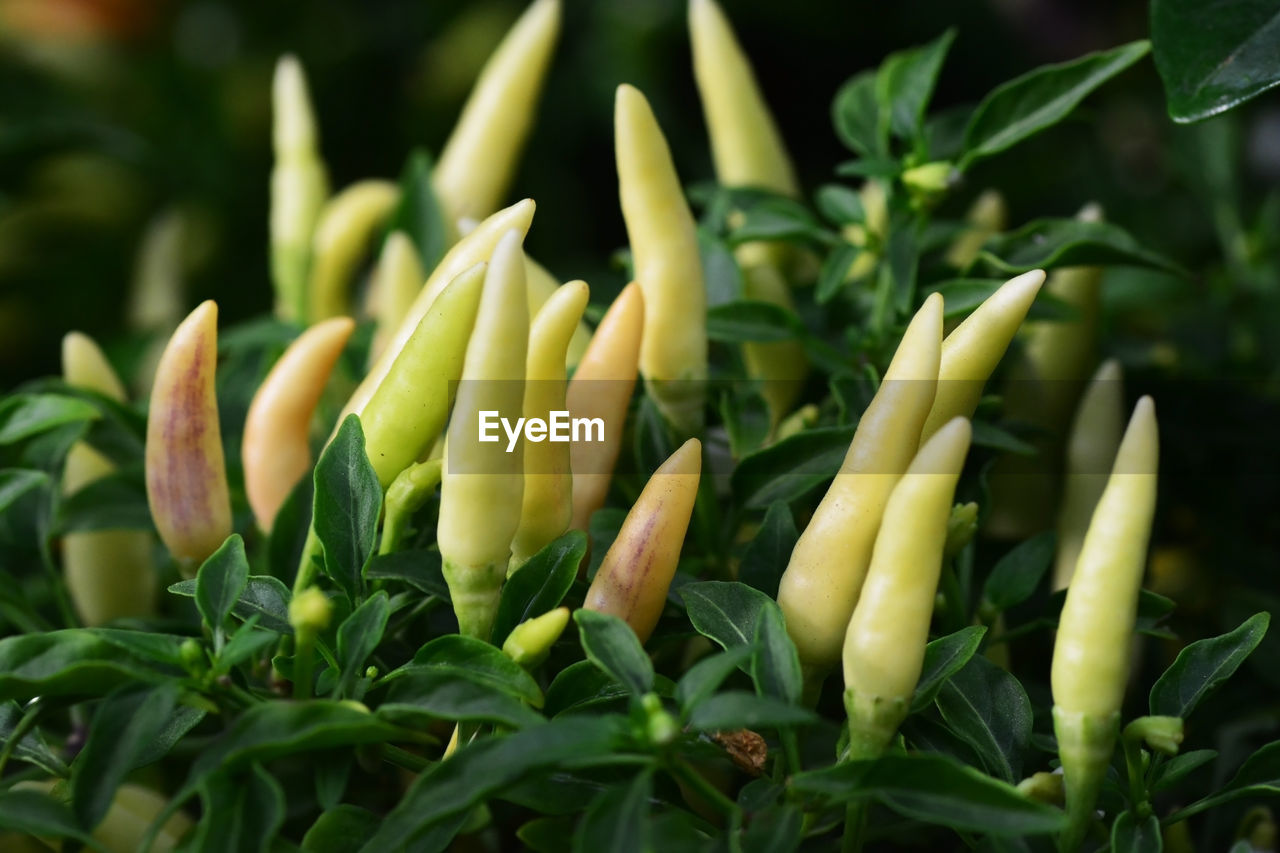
[502,606,570,669]
[1053,359,1124,590]
[369,232,426,365]
[380,458,443,556]
[777,293,943,679]
[943,189,1007,270]
[510,279,590,570]
[18,780,194,853]
[242,316,355,532]
[438,229,529,640]
[615,84,707,437]
[61,332,154,626]
[145,300,231,574]
[1051,396,1158,851]
[584,437,702,643]
[917,269,1046,447]
[307,180,399,322]
[271,55,329,323]
[126,210,187,397]
[344,198,535,422]
[841,180,888,283]
[566,282,643,533]
[433,0,560,224]
[841,416,972,760]
[525,254,592,367]
[362,262,487,487]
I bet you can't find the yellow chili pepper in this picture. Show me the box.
[777,293,943,679]
[369,232,426,365]
[1051,396,1158,851]
[270,55,329,323]
[307,179,398,322]
[524,254,592,367]
[61,332,154,626]
[615,84,707,437]
[841,416,972,759]
[144,300,231,574]
[242,316,355,532]
[584,437,702,644]
[438,229,529,640]
[17,781,194,853]
[510,279,590,570]
[566,282,644,533]
[917,269,1046,447]
[943,189,1007,270]
[1054,359,1125,590]
[433,0,561,224]
[344,198,535,422]
[502,606,570,669]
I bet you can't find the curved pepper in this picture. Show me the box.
[362,262,487,487]
[1051,396,1158,850]
[943,189,1007,270]
[777,293,942,678]
[584,437,702,643]
[510,279,590,569]
[242,316,355,531]
[270,55,329,323]
[917,269,1046,446]
[307,179,398,321]
[434,0,561,223]
[566,282,644,533]
[380,458,443,556]
[503,606,570,669]
[438,230,529,640]
[369,232,427,365]
[145,300,232,574]
[344,198,535,422]
[615,84,707,437]
[1053,359,1125,590]
[842,416,972,759]
[525,254,592,367]
[61,332,154,626]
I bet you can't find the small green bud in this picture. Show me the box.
[289,587,333,634]
[365,665,379,680]
[180,638,205,673]
[641,692,680,746]
[944,501,980,559]
[1016,771,1064,805]
[901,161,956,195]
[502,606,570,669]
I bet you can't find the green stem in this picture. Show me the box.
[293,630,316,701]
[381,744,433,773]
[841,801,868,853]
[0,700,44,779]
[293,527,323,596]
[1121,733,1150,817]
[780,727,802,778]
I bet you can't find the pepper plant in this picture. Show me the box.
[0,1,1277,852]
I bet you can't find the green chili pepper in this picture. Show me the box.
[380,458,443,556]
[502,606,570,669]
[1051,396,1158,851]
[369,231,427,366]
[307,179,398,322]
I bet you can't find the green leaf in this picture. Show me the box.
[572,771,652,853]
[675,646,756,717]
[816,243,861,304]
[493,531,585,646]
[0,629,180,701]
[699,228,745,308]
[727,198,828,247]
[959,41,1151,168]
[72,684,179,829]
[738,502,798,597]
[0,702,68,777]
[380,668,545,729]
[1152,0,1280,122]
[267,474,313,582]
[313,414,381,603]
[982,532,1056,612]
[359,716,632,851]
[720,386,771,459]
[1167,740,1280,822]
[791,752,1067,835]
[545,660,632,717]
[687,691,819,732]
[303,805,382,853]
[0,468,51,515]
[910,625,988,712]
[400,634,543,707]
[0,393,99,444]
[191,763,285,853]
[195,534,249,632]
[387,148,448,272]
[1151,749,1218,793]
[832,71,883,158]
[56,468,152,533]
[1111,810,1162,853]
[364,550,450,599]
[519,816,577,853]
[815,185,865,226]
[217,617,276,672]
[574,609,654,696]
[876,29,956,142]
[978,219,1185,276]
[1149,612,1270,718]
[706,301,804,344]
[170,576,294,634]
[731,426,856,509]
[335,592,390,699]
[681,581,775,653]
[971,421,1038,456]
[0,788,104,849]
[741,803,803,853]
[751,602,802,706]
[934,656,1032,782]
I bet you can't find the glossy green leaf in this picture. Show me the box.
[1151,749,1218,793]
[982,532,1056,613]
[1167,740,1280,822]
[493,530,585,646]
[302,805,382,853]
[815,185,865,226]
[675,646,756,716]
[387,148,448,272]
[925,278,1079,322]
[195,534,249,632]
[545,661,631,717]
[751,602,802,706]
[741,803,803,853]
[572,771,652,853]
[833,71,882,158]
[364,550,450,600]
[687,691,819,732]
[681,581,775,653]
[738,502,798,597]
[574,609,654,697]
[313,414,381,603]
[978,218,1184,276]
[191,763,285,853]
[1150,612,1270,718]
[0,788,104,849]
[0,393,99,445]
[56,468,152,533]
[0,702,68,777]
[699,228,744,308]
[335,591,390,698]
[0,469,51,516]
[0,629,181,701]
[1111,810,1162,853]
[171,576,294,634]
[816,243,861,304]
[934,656,1032,782]
[380,667,544,729]
[731,426,856,509]
[402,633,542,707]
[876,29,956,142]
[910,625,988,712]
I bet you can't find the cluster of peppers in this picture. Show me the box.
[55,0,1163,848]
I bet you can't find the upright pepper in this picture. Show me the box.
[433,0,561,224]
[943,189,1007,270]
[566,282,644,533]
[437,230,529,640]
[61,332,154,626]
[777,293,943,679]
[584,438,702,643]
[917,269,1046,447]
[510,279,590,569]
[615,84,707,437]
[369,232,427,365]
[689,0,808,426]
[126,210,187,397]
[271,55,329,323]
[1051,396,1158,851]
[525,254,592,367]
[344,198,535,422]
[1053,359,1125,590]
[842,416,972,759]
[145,300,232,574]
[307,180,399,321]
[242,316,355,531]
